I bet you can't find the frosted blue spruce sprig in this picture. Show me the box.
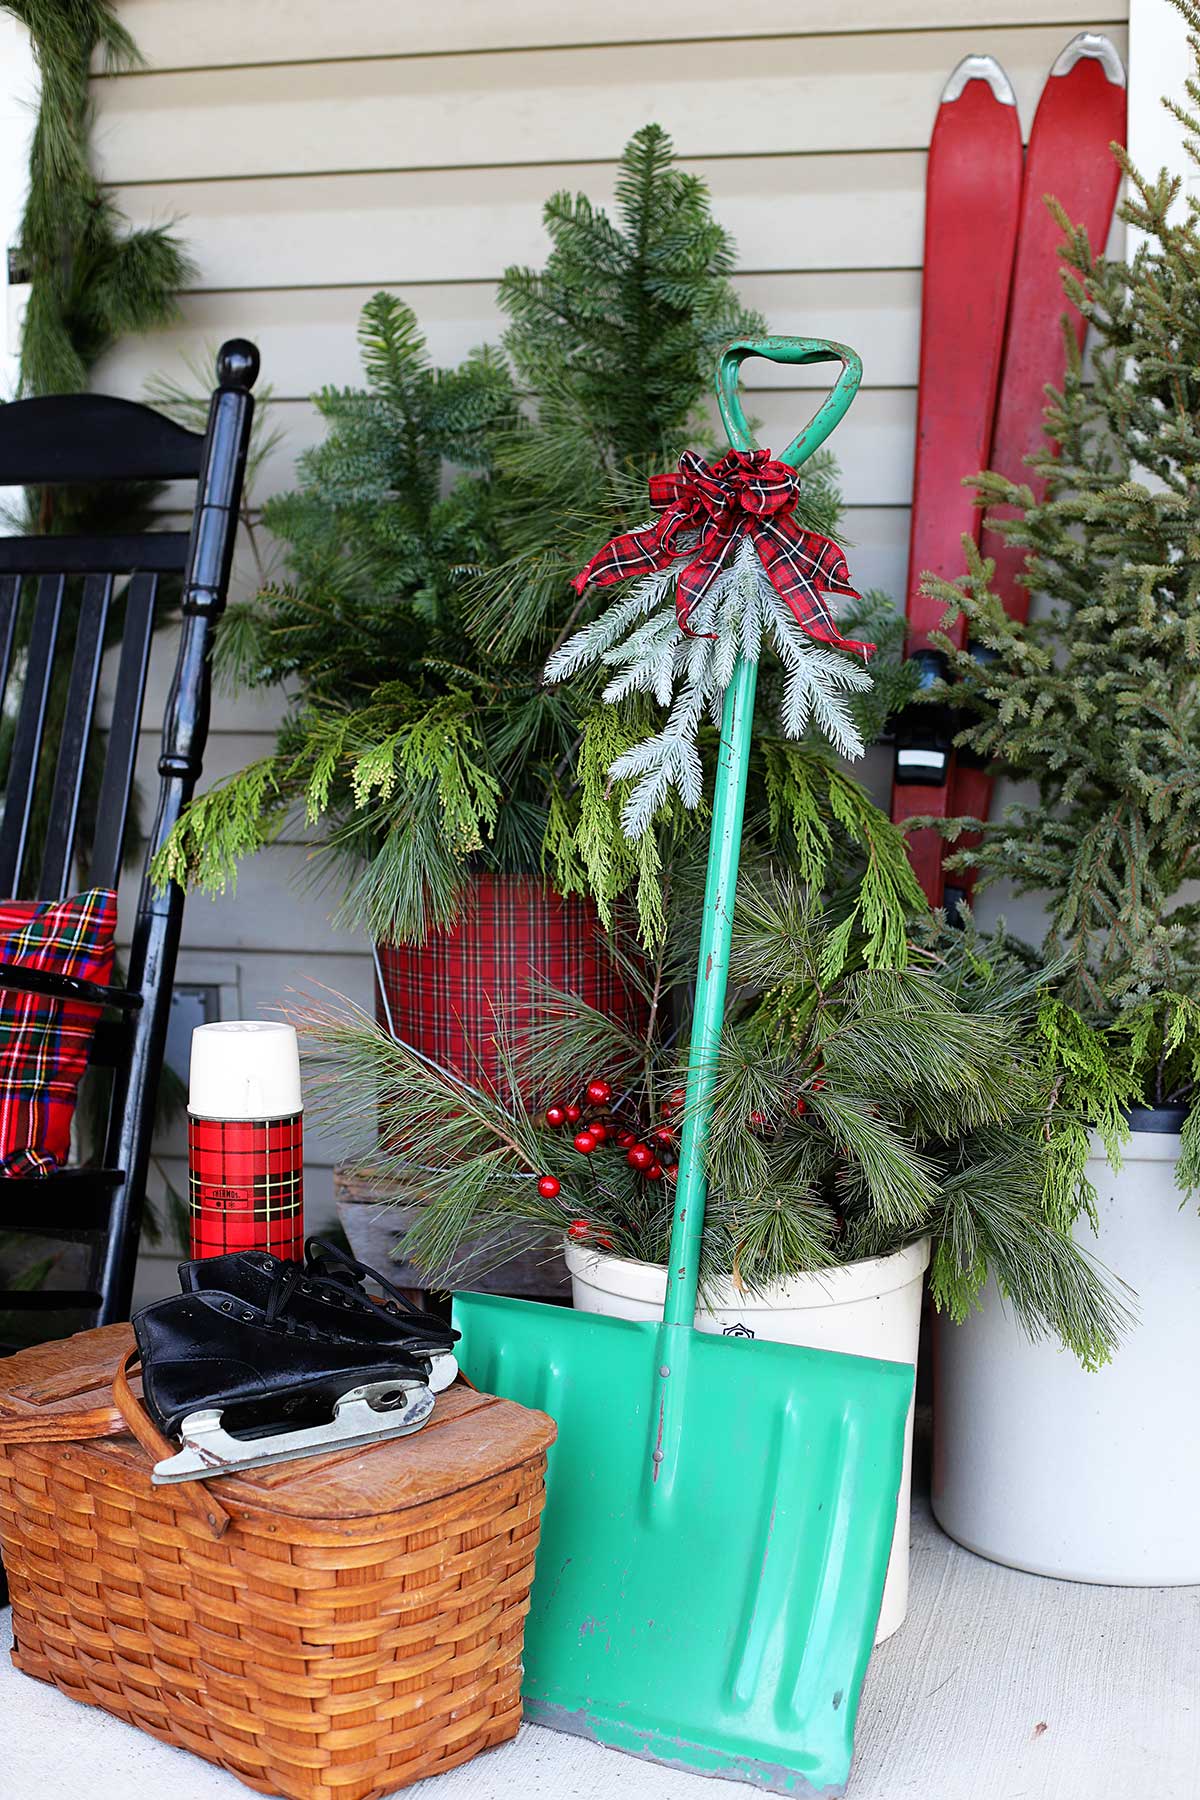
[546,536,872,839]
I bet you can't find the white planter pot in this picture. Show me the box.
[566,1236,930,1643]
[933,1113,1200,1584]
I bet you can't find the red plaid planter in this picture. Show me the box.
[375,874,647,1095]
[0,888,118,1177]
[188,1113,304,1261]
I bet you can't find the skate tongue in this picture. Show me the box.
[152,1380,436,1484]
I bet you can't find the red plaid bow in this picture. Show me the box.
[572,447,874,657]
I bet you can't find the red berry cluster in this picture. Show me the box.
[536,1064,834,1252]
[535,1078,692,1243]
[542,1076,688,1184]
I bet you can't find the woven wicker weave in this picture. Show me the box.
[0,1324,556,1800]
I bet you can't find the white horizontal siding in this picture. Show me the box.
[113,0,1121,68]
[92,28,1125,182]
[105,157,931,290]
[92,1,1127,1278]
[100,270,926,392]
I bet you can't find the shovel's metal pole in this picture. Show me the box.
[662,337,862,1329]
[662,654,757,1328]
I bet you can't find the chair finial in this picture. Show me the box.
[216,340,260,392]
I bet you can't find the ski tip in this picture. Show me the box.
[941,54,1017,107]
[1050,31,1126,87]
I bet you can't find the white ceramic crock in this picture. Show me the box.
[566,1236,931,1642]
[933,1113,1200,1583]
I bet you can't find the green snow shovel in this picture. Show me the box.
[454,339,912,1797]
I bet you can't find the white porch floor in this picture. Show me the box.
[3,1489,1197,1800]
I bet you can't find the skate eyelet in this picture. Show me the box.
[300,1281,312,1293]
[241,1310,254,1321]
[221,1301,232,1312]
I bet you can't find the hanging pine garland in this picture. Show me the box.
[4,0,192,402]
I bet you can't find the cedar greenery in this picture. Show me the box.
[157,124,922,953]
[294,883,1127,1369]
[920,21,1200,1187]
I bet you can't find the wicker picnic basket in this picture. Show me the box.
[0,1323,556,1800]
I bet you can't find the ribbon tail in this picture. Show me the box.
[750,520,875,660]
[674,519,740,638]
[571,507,688,595]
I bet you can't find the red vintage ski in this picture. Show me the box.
[890,57,1023,903]
[942,32,1127,911]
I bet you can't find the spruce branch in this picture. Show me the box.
[906,22,1200,1151]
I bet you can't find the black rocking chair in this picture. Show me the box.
[0,340,258,1333]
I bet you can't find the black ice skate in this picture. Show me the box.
[135,1289,436,1484]
[177,1236,460,1393]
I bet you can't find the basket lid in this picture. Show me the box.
[0,1324,556,1522]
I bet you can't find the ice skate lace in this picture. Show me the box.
[247,1242,455,1344]
[251,1262,344,1338]
[261,1261,311,1331]
[302,1237,454,1341]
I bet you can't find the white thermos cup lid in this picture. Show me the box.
[188,1020,303,1120]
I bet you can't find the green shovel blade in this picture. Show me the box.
[455,1291,913,1796]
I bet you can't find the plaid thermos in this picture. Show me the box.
[187,1021,304,1262]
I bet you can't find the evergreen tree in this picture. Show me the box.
[475,124,921,942]
[160,128,921,951]
[467,124,767,658]
[922,14,1200,1179]
[154,294,519,943]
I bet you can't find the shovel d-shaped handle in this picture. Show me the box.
[715,338,862,469]
[661,339,862,1333]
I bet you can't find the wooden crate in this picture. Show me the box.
[334,1166,570,1301]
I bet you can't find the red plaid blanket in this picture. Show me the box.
[0,888,118,1176]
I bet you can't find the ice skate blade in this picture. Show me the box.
[152,1380,436,1484]
[429,1351,459,1394]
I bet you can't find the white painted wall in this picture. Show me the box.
[1129,0,1194,202]
[70,2,1137,1296]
